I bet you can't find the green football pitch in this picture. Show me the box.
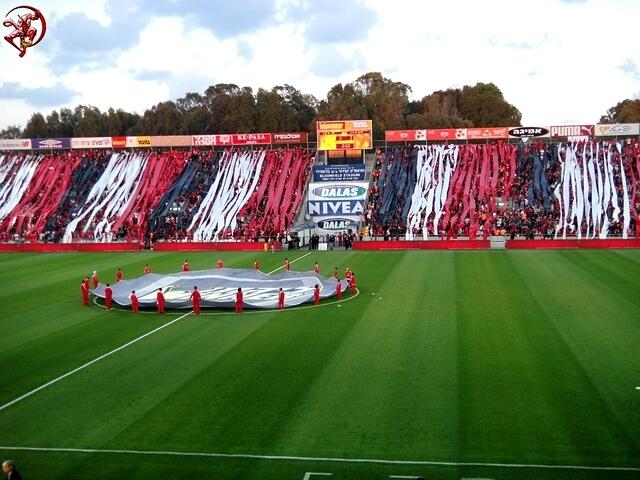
[0,249,639,480]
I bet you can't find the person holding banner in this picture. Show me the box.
[183,260,190,272]
[254,259,260,271]
[314,262,320,274]
[284,258,291,271]
[314,284,320,305]
[235,287,244,313]
[333,267,339,279]
[190,286,201,315]
[278,288,285,310]
[116,268,123,282]
[91,271,99,289]
[216,258,224,269]
[144,264,152,275]
[130,291,139,313]
[81,280,90,306]
[104,284,113,311]
[157,288,165,314]
[336,279,342,300]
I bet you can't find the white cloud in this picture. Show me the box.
[0,0,639,130]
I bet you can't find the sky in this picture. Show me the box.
[0,0,639,131]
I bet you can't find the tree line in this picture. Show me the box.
[2,71,639,140]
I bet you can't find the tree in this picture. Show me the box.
[74,106,106,137]
[203,83,256,133]
[317,83,367,121]
[0,125,22,139]
[132,101,184,135]
[458,83,521,127]
[22,113,48,138]
[351,72,411,137]
[600,99,640,123]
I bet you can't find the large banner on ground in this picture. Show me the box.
[312,164,366,182]
[91,269,348,309]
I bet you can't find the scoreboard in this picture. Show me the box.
[316,120,373,151]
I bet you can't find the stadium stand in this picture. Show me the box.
[0,141,638,245]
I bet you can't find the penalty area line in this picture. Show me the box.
[0,446,637,473]
[0,311,193,412]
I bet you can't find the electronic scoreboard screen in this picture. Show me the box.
[316,120,373,151]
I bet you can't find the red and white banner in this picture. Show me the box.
[595,123,640,137]
[466,127,509,140]
[385,130,427,142]
[272,132,308,144]
[232,133,272,145]
[427,128,468,141]
[0,138,32,150]
[111,136,127,149]
[550,125,594,138]
[71,137,113,149]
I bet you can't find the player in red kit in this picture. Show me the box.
[254,259,260,271]
[216,258,224,269]
[157,288,165,314]
[144,264,152,275]
[313,262,320,274]
[345,267,352,281]
[183,260,190,272]
[349,272,357,294]
[278,288,285,310]
[91,271,99,289]
[130,291,139,313]
[235,287,244,313]
[314,284,320,305]
[284,258,291,271]
[190,286,201,315]
[116,268,123,282]
[336,279,342,300]
[333,267,338,278]
[81,280,90,306]
[104,284,113,310]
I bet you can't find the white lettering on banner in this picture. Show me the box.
[308,201,365,216]
[550,125,594,137]
[308,182,369,201]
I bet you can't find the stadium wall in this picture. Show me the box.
[353,240,491,250]
[0,243,142,252]
[152,242,281,252]
[506,239,640,249]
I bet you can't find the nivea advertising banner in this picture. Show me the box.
[307,181,368,230]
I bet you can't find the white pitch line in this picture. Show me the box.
[0,311,193,412]
[0,446,637,473]
[0,252,317,412]
[266,251,312,274]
